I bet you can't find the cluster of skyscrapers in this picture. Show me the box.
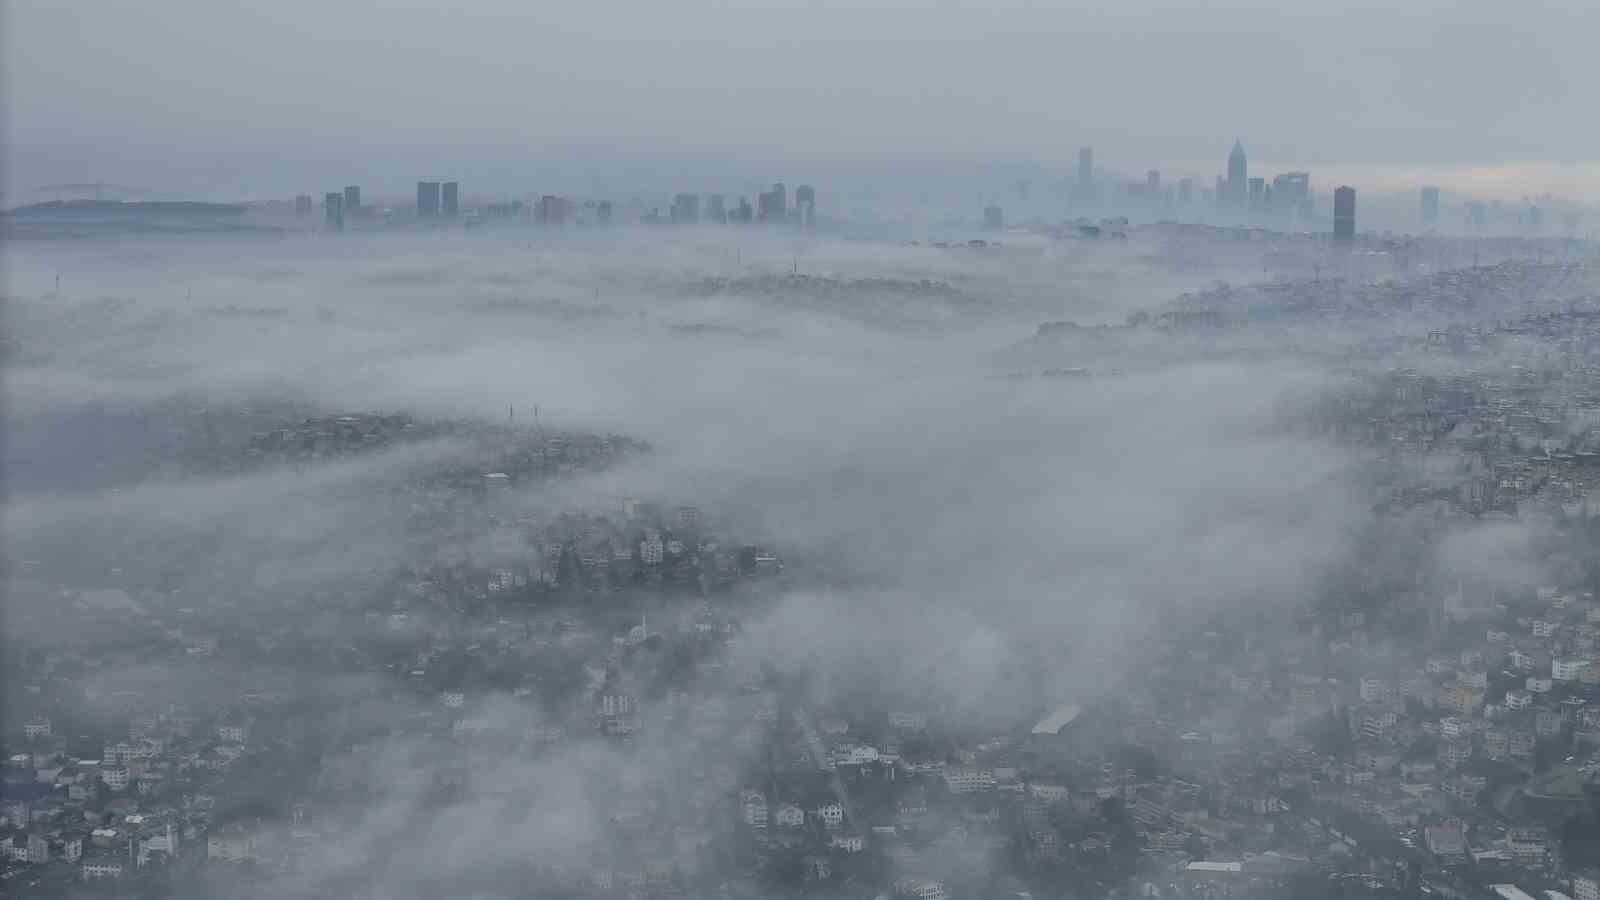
[293,178,818,230]
[416,181,460,218]
[667,183,815,227]
[1213,140,1316,221]
[1063,140,1367,240]
[294,185,365,230]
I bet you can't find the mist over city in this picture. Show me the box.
[5,4,1600,900]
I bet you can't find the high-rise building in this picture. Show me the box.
[1271,173,1310,208]
[1226,140,1248,208]
[1177,178,1194,206]
[1214,175,1226,207]
[294,194,313,216]
[1333,186,1356,241]
[1421,186,1440,225]
[1467,202,1487,229]
[671,193,700,224]
[343,185,361,216]
[1075,147,1097,207]
[983,205,1004,230]
[795,185,816,228]
[757,183,787,223]
[1146,170,1160,194]
[705,194,727,224]
[1248,177,1265,212]
[323,192,344,230]
[734,197,753,224]
[597,201,614,225]
[442,182,459,216]
[417,181,441,217]
[536,195,571,225]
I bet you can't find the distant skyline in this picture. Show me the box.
[7,0,1599,204]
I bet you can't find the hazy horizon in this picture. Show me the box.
[8,0,1600,204]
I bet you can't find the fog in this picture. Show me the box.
[7,6,1600,893]
[0,227,1360,887]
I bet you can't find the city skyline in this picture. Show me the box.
[9,0,1599,203]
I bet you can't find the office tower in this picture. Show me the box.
[1248,177,1265,213]
[294,194,313,216]
[984,205,1004,230]
[323,192,344,230]
[417,181,441,217]
[1177,178,1194,206]
[735,196,753,224]
[343,185,361,216]
[795,184,815,228]
[1146,170,1160,194]
[1333,186,1356,241]
[1421,186,1440,225]
[1271,172,1311,220]
[1467,202,1487,229]
[1227,140,1247,208]
[1215,175,1226,207]
[671,193,700,224]
[1271,173,1309,206]
[597,201,613,225]
[772,183,787,222]
[1078,147,1093,187]
[536,195,570,225]
[757,183,788,223]
[705,194,726,224]
[442,182,459,216]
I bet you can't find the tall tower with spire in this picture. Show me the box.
[1227,140,1248,208]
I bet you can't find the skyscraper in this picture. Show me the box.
[294,194,313,216]
[1248,177,1265,213]
[1177,178,1194,206]
[323,192,344,230]
[705,194,727,224]
[417,181,441,217]
[343,185,361,216]
[1227,140,1248,209]
[671,193,700,224]
[1075,147,1096,207]
[983,205,1003,230]
[441,182,459,216]
[795,185,816,228]
[597,201,614,225]
[1333,186,1356,241]
[536,195,570,225]
[1420,186,1440,225]
[757,183,787,223]
[1271,173,1310,206]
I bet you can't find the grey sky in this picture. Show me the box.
[6,0,1595,199]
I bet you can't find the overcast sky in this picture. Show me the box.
[6,0,1597,200]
